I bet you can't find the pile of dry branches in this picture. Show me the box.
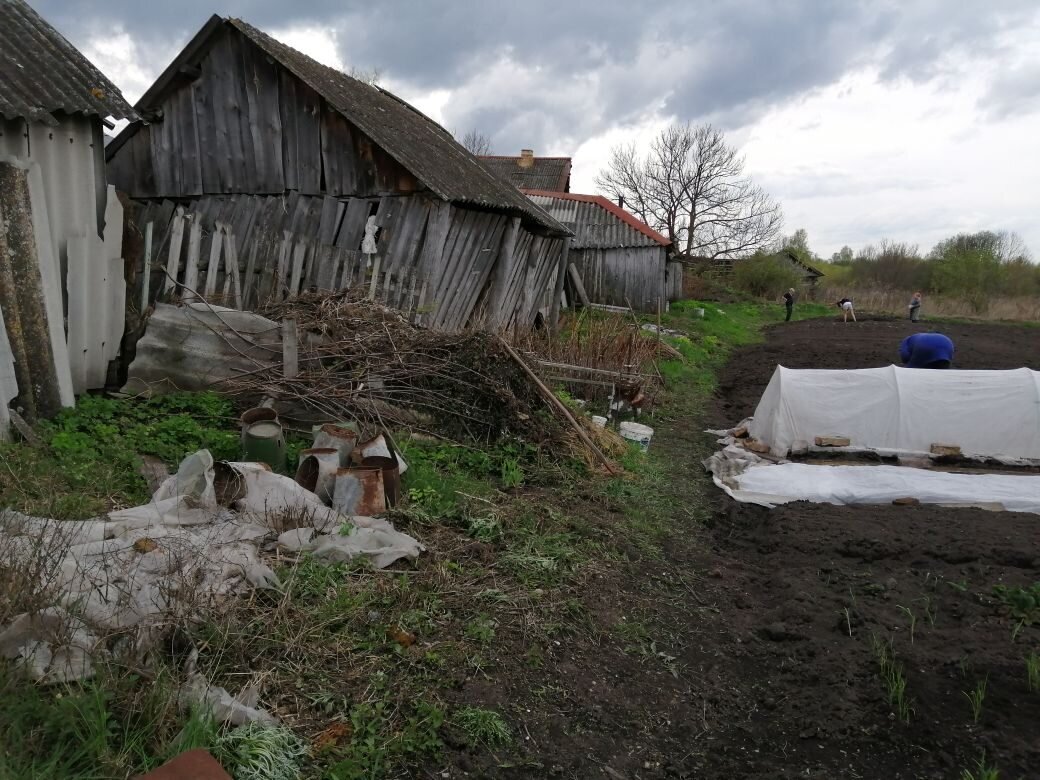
[225,291,553,443]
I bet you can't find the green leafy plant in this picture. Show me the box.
[963,677,987,724]
[961,752,1000,780]
[499,457,524,489]
[870,634,912,723]
[1027,652,1040,692]
[452,707,512,748]
[464,615,497,644]
[214,722,307,780]
[897,605,917,644]
[993,583,1040,625]
[917,595,937,627]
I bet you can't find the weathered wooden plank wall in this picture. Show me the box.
[108,26,415,201]
[568,246,667,312]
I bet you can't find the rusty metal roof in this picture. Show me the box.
[0,0,137,125]
[525,191,672,249]
[480,155,572,192]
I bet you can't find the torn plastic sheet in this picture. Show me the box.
[0,450,423,683]
[704,440,1040,513]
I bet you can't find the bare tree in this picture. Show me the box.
[596,122,783,258]
[460,129,493,156]
[348,66,382,86]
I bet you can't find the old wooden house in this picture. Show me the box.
[106,15,569,330]
[481,150,572,193]
[524,191,674,312]
[0,0,136,425]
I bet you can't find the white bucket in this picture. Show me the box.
[692,308,705,318]
[619,421,654,452]
[591,415,607,428]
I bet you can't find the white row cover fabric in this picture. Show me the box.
[749,366,1040,459]
[0,450,423,684]
[730,461,1040,512]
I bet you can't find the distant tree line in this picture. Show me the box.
[759,229,1034,313]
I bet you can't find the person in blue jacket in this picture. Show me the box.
[899,332,954,369]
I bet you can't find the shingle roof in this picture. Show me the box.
[481,155,572,192]
[108,15,565,235]
[0,0,137,125]
[524,190,671,249]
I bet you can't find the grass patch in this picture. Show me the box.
[451,707,512,749]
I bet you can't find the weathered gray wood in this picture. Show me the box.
[282,319,298,378]
[487,216,520,328]
[446,213,507,330]
[368,254,382,300]
[223,226,242,308]
[177,85,203,195]
[204,222,225,297]
[320,105,357,195]
[163,207,186,295]
[182,218,203,299]
[568,262,591,308]
[336,197,371,250]
[275,231,292,301]
[549,237,570,329]
[289,239,307,296]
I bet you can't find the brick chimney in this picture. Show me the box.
[518,149,534,169]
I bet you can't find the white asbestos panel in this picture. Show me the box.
[749,365,1040,460]
[18,157,75,406]
[0,305,17,440]
[26,116,99,282]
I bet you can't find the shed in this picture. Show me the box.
[106,16,570,331]
[480,151,572,193]
[0,0,137,424]
[781,249,824,287]
[523,190,672,312]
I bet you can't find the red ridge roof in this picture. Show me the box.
[522,189,671,247]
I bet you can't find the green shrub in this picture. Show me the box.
[731,254,803,298]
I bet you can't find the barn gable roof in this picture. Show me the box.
[107,15,566,235]
[524,190,671,249]
[0,0,138,124]
[481,155,572,192]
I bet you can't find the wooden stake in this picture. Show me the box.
[498,336,617,475]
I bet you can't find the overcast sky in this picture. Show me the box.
[39,0,1040,258]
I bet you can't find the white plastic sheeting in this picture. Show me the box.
[0,450,423,683]
[749,366,1040,459]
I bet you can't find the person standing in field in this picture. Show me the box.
[782,288,796,321]
[900,332,954,369]
[836,297,856,323]
[908,291,922,322]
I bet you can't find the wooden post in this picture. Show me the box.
[224,228,242,309]
[282,319,298,379]
[488,216,521,329]
[140,221,153,310]
[162,207,185,296]
[203,222,224,298]
[567,262,591,308]
[275,231,291,301]
[548,236,571,330]
[368,254,381,300]
[182,218,202,301]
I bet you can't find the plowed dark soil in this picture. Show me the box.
[702,317,1040,778]
[442,317,1040,780]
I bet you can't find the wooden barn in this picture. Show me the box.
[523,191,673,312]
[105,15,569,330]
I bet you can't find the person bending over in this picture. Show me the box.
[836,297,856,323]
[899,332,954,369]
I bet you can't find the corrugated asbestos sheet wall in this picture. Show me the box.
[127,193,563,332]
[0,115,124,411]
[527,195,660,248]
